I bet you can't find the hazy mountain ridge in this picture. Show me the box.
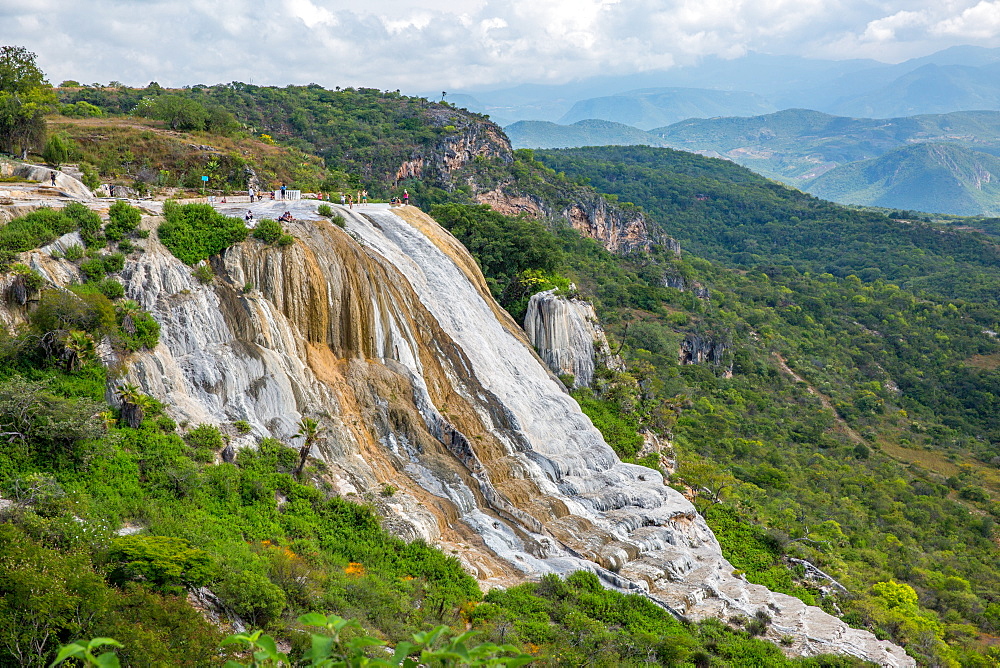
[446,46,1000,126]
[505,119,668,149]
[556,87,777,130]
[808,142,1000,215]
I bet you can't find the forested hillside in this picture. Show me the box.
[57,83,500,196]
[807,142,1000,215]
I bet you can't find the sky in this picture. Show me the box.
[2,0,1000,92]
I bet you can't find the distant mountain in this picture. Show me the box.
[652,109,1000,183]
[505,119,666,149]
[830,62,1000,118]
[557,88,776,130]
[807,142,1000,215]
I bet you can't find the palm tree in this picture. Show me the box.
[115,382,147,428]
[117,299,141,336]
[63,330,96,372]
[292,417,325,479]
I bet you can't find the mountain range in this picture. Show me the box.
[509,108,1000,215]
[445,46,1000,125]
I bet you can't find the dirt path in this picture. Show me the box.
[772,352,865,444]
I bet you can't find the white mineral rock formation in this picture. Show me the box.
[523,290,621,388]
[6,197,913,666]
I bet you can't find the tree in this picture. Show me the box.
[115,383,149,429]
[0,46,53,157]
[292,417,325,479]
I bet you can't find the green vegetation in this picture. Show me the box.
[653,108,1000,189]
[157,201,248,264]
[506,118,667,150]
[252,218,284,244]
[430,203,568,319]
[57,82,494,196]
[439,150,1000,663]
[0,45,53,157]
[535,145,1000,303]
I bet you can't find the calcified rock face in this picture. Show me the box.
[523,290,621,389]
[15,198,911,666]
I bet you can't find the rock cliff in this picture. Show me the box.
[523,290,622,388]
[391,117,678,257]
[8,198,912,666]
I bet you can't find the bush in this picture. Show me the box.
[64,243,85,260]
[79,252,125,280]
[63,202,104,247]
[105,201,141,241]
[79,162,101,192]
[217,571,287,627]
[193,263,214,284]
[106,535,213,594]
[94,277,125,300]
[332,214,346,228]
[252,218,283,244]
[157,201,248,264]
[276,234,295,246]
[42,133,70,167]
[317,203,333,217]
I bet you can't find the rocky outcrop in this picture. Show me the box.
[0,159,94,200]
[680,332,730,366]
[523,290,622,388]
[5,199,912,666]
[394,117,513,190]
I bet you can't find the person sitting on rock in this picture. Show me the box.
[245,210,254,222]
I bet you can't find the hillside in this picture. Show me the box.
[831,61,1000,118]
[808,142,1000,215]
[557,87,777,130]
[505,118,666,149]
[533,145,1000,301]
[47,115,327,193]
[3,72,1000,666]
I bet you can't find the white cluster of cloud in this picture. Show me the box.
[1,0,999,91]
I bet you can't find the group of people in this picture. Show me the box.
[247,187,276,203]
[244,209,294,222]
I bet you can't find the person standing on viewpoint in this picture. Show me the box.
[280,183,286,200]
[403,189,409,206]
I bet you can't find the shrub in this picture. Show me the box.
[276,234,295,247]
[332,214,346,228]
[79,162,101,191]
[79,252,125,280]
[317,203,333,217]
[106,535,213,594]
[94,277,125,300]
[105,201,141,241]
[252,218,283,244]
[192,264,214,284]
[217,570,287,627]
[157,202,248,264]
[42,133,71,167]
[31,288,116,334]
[64,243,85,260]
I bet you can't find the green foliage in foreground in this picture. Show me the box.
[157,200,248,264]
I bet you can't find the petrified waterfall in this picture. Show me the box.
[523,290,620,388]
[19,201,912,666]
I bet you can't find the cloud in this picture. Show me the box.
[2,0,1000,91]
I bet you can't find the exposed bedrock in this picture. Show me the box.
[523,289,622,388]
